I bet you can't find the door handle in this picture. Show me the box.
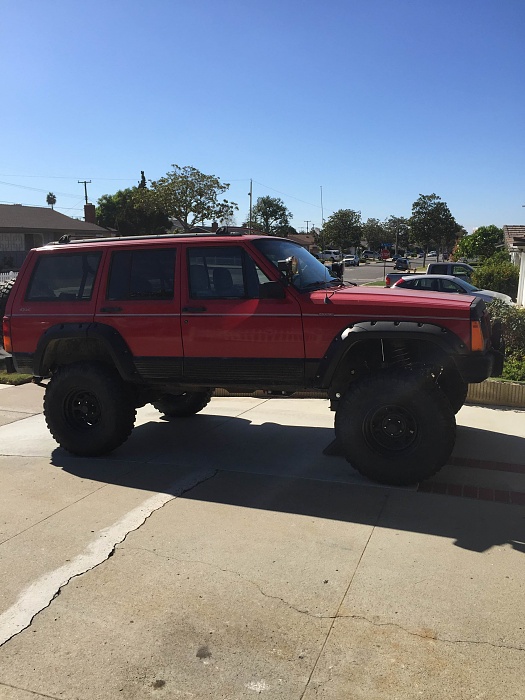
[182,306,207,313]
[99,306,123,313]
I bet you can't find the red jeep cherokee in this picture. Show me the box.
[1,231,502,485]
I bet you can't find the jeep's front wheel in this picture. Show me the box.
[437,367,468,414]
[334,371,456,485]
[44,362,136,456]
[153,389,213,417]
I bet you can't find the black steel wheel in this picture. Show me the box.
[335,370,456,485]
[153,389,213,417]
[44,362,136,456]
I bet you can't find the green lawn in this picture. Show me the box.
[0,370,33,385]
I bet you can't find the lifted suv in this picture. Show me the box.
[2,231,503,485]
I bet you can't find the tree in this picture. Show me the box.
[321,209,362,251]
[46,192,56,210]
[362,218,389,252]
[245,196,293,236]
[135,164,238,230]
[96,188,171,235]
[454,225,504,261]
[383,215,410,254]
[410,194,459,261]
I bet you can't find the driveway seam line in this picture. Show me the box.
[299,491,390,699]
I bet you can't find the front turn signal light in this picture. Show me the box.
[470,321,485,352]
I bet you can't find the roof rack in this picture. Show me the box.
[54,228,245,246]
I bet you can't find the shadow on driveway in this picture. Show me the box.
[49,413,525,556]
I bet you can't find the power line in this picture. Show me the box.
[0,179,80,199]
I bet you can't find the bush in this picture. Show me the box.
[472,259,519,300]
[488,300,525,381]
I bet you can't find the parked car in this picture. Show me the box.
[318,249,341,262]
[392,274,513,304]
[394,257,410,271]
[343,254,360,267]
[361,250,379,260]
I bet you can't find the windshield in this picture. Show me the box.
[252,238,340,291]
[459,279,480,292]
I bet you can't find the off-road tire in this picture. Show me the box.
[153,389,213,417]
[335,370,456,485]
[437,367,468,414]
[0,278,16,329]
[44,362,136,456]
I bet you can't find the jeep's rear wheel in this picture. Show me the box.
[335,370,456,485]
[153,389,213,417]
[44,362,136,456]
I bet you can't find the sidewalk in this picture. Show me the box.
[0,385,524,699]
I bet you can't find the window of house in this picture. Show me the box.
[107,248,176,300]
[26,253,101,301]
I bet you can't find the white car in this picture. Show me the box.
[393,274,513,304]
[343,254,360,267]
[318,249,341,262]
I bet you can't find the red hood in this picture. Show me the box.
[309,285,474,321]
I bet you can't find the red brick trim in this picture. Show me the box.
[449,456,525,475]
[418,480,525,505]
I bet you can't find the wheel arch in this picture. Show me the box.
[34,322,140,381]
[316,321,468,396]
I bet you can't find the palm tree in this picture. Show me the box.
[46,192,56,210]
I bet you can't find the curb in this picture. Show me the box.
[465,379,525,409]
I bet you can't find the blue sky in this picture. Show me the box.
[1,0,523,233]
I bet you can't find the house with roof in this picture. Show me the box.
[0,204,110,271]
[503,225,525,307]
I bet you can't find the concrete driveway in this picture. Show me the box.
[0,383,524,699]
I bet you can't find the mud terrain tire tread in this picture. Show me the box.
[44,362,136,456]
[335,370,456,486]
[0,278,16,331]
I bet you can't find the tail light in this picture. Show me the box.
[2,317,11,353]
[385,275,391,287]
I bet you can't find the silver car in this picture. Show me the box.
[393,274,513,304]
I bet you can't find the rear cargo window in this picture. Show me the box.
[107,248,176,300]
[26,253,101,301]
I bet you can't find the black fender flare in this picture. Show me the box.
[315,320,468,388]
[33,322,140,381]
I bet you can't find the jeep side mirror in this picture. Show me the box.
[277,256,298,284]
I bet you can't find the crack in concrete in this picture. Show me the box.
[127,545,321,618]
[0,680,65,699]
[335,613,525,653]
[0,469,217,649]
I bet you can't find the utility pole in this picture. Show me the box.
[78,180,92,204]
[304,220,311,234]
[320,186,324,226]
[248,179,253,233]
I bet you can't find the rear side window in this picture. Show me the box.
[107,248,176,300]
[26,253,101,301]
